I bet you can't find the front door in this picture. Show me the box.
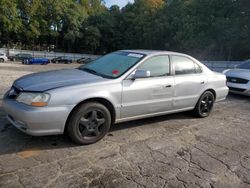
[121,55,174,119]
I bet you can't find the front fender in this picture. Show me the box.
[47,82,122,119]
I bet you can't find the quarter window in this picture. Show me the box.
[194,63,202,73]
[138,55,170,77]
[172,55,202,75]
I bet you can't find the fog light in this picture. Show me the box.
[15,121,28,130]
[16,120,26,126]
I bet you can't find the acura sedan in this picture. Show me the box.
[3,50,228,144]
[223,60,250,96]
[8,53,32,61]
[76,57,95,64]
[51,56,73,64]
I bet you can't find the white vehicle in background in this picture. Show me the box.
[0,53,8,62]
[223,60,250,96]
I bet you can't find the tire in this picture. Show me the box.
[193,91,215,118]
[0,58,4,62]
[67,102,111,145]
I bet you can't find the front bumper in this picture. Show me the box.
[3,99,74,136]
[226,82,250,96]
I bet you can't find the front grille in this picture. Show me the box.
[6,86,21,99]
[227,77,249,84]
[228,87,246,92]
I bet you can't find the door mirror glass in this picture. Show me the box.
[133,70,151,79]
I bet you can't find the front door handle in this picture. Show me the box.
[200,81,205,84]
[165,85,172,88]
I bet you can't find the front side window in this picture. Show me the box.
[79,52,144,78]
[172,55,202,75]
[137,55,170,77]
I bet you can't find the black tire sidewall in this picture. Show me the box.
[67,102,111,145]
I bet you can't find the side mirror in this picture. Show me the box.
[133,70,151,79]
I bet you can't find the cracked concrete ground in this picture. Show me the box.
[0,62,250,188]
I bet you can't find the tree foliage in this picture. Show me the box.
[0,0,249,60]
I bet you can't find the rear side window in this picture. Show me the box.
[0,54,4,56]
[138,55,170,77]
[172,55,202,75]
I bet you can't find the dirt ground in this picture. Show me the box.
[0,62,250,188]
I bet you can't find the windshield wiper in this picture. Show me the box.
[81,68,98,74]
[79,67,114,79]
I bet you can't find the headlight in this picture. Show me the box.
[16,92,50,107]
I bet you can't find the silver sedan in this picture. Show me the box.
[223,60,250,96]
[3,50,228,144]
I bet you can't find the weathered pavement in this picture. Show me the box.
[0,63,250,188]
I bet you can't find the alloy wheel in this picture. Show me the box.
[78,110,105,139]
[199,94,214,116]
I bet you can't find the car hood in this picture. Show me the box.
[225,69,250,80]
[13,69,108,92]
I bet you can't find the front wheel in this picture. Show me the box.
[193,91,215,118]
[66,102,111,145]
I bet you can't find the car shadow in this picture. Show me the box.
[227,93,250,101]
[110,111,194,132]
[0,110,194,156]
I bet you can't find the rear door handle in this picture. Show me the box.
[165,85,172,88]
[200,81,205,84]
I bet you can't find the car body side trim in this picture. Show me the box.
[115,107,194,123]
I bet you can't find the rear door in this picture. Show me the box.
[171,55,206,109]
[121,55,174,118]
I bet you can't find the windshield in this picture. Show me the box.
[79,51,144,78]
[237,61,250,69]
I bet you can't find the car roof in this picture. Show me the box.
[120,49,188,56]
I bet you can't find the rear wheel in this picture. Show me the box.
[194,91,215,118]
[0,58,4,62]
[67,102,111,145]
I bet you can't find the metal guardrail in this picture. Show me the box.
[0,48,99,61]
[202,61,242,72]
[0,48,244,72]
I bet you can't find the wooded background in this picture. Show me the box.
[0,0,249,60]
